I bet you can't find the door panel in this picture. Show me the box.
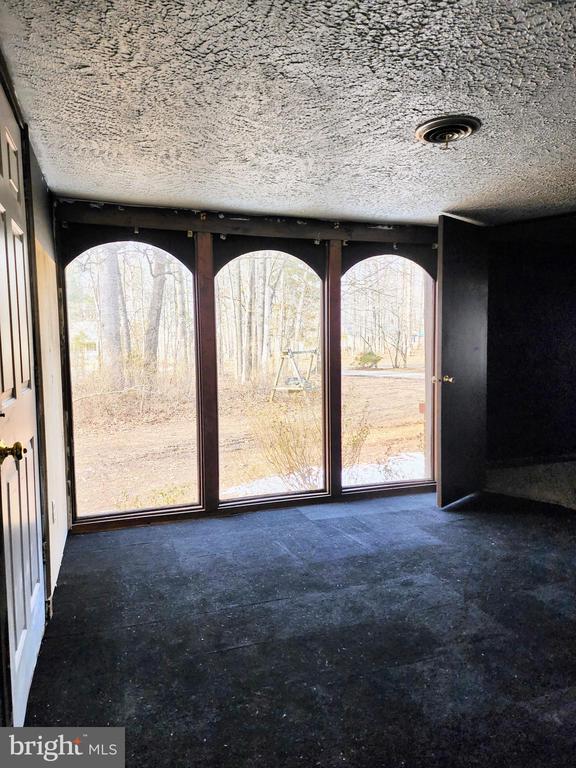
[25,445,41,591]
[436,215,488,507]
[13,226,31,387]
[0,83,45,726]
[3,458,26,648]
[0,208,15,401]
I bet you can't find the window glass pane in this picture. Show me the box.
[216,251,324,499]
[341,254,433,486]
[66,242,198,516]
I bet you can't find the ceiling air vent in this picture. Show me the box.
[415,115,481,145]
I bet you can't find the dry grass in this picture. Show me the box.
[74,366,427,515]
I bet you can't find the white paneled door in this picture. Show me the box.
[0,84,45,726]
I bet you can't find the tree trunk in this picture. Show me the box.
[99,248,124,388]
[116,247,132,384]
[293,278,307,350]
[277,269,286,358]
[252,258,260,379]
[241,258,255,384]
[176,270,190,376]
[144,252,167,388]
[235,260,243,380]
[260,258,271,373]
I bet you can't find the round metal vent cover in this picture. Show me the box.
[415,115,481,145]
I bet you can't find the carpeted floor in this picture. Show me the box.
[26,492,576,767]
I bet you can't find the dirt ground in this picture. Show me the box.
[74,370,428,516]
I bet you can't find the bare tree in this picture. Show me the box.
[176,270,190,376]
[99,247,124,387]
[143,250,168,387]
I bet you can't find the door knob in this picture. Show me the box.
[442,375,455,383]
[0,441,27,465]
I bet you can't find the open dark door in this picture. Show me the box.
[436,215,489,507]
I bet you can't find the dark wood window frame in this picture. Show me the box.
[214,234,328,502]
[341,242,437,490]
[55,202,437,533]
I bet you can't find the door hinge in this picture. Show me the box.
[45,595,53,622]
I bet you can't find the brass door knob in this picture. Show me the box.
[0,441,27,465]
[442,375,455,383]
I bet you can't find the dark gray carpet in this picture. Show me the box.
[26,493,576,767]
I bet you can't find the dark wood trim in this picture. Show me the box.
[55,199,437,245]
[56,257,77,527]
[342,241,437,280]
[58,222,196,268]
[213,234,326,277]
[70,481,436,534]
[326,240,342,496]
[218,490,330,509]
[59,226,198,523]
[434,230,444,502]
[341,481,435,498]
[73,502,204,529]
[0,48,24,129]
[424,276,436,482]
[195,232,219,512]
[57,221,438,530]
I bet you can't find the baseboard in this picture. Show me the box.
[487,452,576,469]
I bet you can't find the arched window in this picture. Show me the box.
[341,254,434,487]
[65,241,198,516]
[215,251,324,499]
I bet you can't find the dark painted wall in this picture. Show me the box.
[488,238,576,462]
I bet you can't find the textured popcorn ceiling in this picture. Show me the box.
[1,0,576,224]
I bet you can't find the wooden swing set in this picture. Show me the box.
[269,349,318,402]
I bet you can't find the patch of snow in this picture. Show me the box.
[223,452,427,498]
